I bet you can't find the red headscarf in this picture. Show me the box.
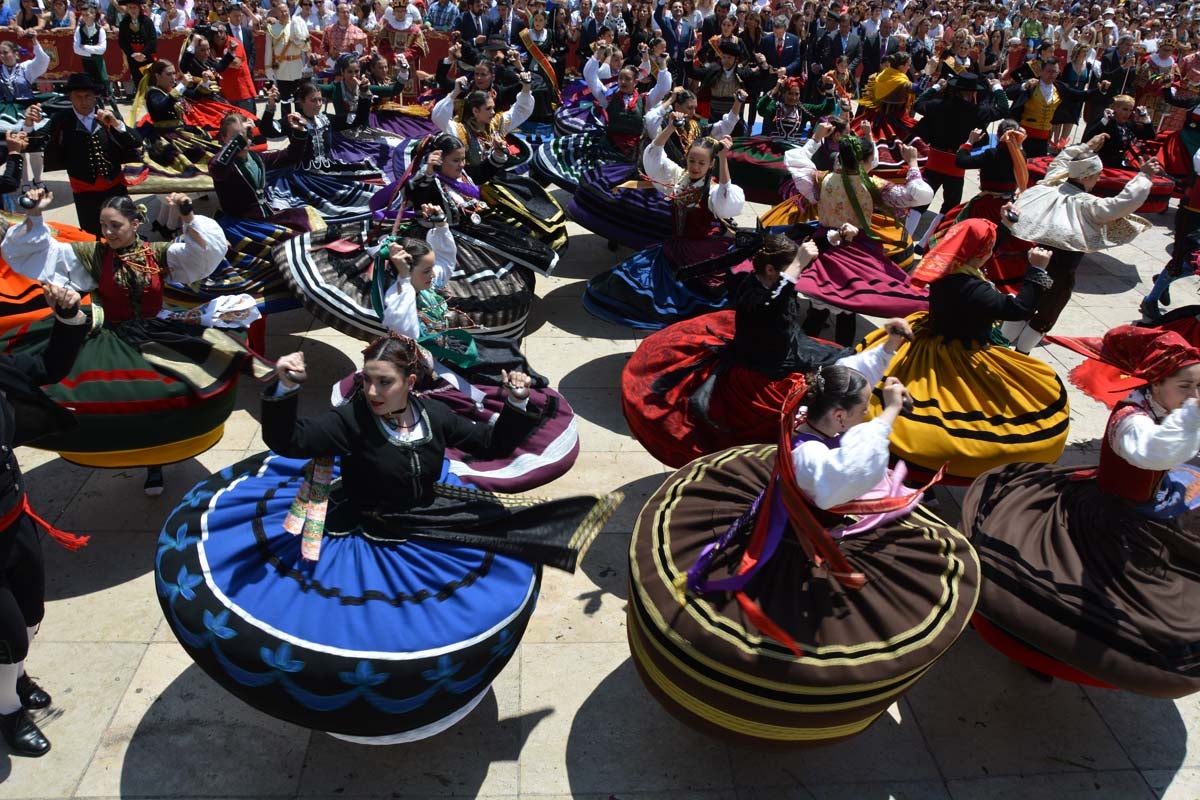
[1049,324,1200,407]
[911,218,997,288]
[1100,325,1200,385]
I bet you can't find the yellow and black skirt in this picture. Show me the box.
[860,313,1070,484]
[628,444,980,747]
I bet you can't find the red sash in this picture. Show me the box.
[0,495,89,550]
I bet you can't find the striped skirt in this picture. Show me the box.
[859,313,1070,484]
[0,316,269,467]
[276,224,536,341]
[531,132,627,193]
[629,445,980,745]
[567,162,673,250]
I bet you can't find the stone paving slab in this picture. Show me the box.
[2,161,1196,800]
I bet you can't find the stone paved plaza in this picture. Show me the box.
[5,166,1200,800]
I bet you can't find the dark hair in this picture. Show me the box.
[361,334,423,377]
[751,233,798,276]
[149,59,175,82]
[473,59,494,76]
[619,64,639,81]
[803,365,869,421]
[430,132,465,158]
[398,236,432,261]
[887,51,910,68]
[670,88,697,108]
[1041,56,1060,70]
[362,52,387,74]
[217,111,245,138]
[294,79,322,103]
[100,194,143,223]
[462,89,493,121]
[334,52,358,75]
[997,117,1020,135]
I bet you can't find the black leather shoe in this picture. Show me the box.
[16,674,49,710]
[0,709,50,757]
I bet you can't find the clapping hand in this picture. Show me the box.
[95,108,120,129]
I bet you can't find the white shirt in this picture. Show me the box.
[1112,393,1200,470]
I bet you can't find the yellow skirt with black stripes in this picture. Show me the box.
[860,313,1070,484]
[628,444,980,747]
[759,198,917,271]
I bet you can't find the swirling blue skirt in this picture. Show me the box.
[155,452,540,742]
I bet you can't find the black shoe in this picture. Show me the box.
[15,674,49,710]
[144,466,164,497]
[0,709,50,757]
[1140,299,1163,322]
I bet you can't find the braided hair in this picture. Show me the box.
[750,233,798,276]
[801,365,869,423]
[362,332,425,378]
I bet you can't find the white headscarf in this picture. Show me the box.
[1067,154,1104,180]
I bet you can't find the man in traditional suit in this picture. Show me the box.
[42,73,141,238]
[759,15,802,76]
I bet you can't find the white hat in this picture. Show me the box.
[1102,6,1115,14]
[1067,154,1104,179]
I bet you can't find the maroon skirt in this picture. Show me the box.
[794,237,929,317]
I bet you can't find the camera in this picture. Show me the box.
[213,132,249,168]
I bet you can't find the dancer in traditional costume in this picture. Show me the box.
[964,325,1200,698]
[854,53,917,142]
[1001,137,1159,354]
[295,133,557,339]
[176,33,264,142]
[266,80,382,225]
[859,219,1069,483]
[911,71,1010,215]
[0,283,88,758]
[362,51,440,141]
[623,232,922,468]
[124,60,221,199]
[1046,94,1176,214]
[788,127,932,345]
[432,66,535,183]
[156,337,618,742]
[45,73,142,237]
[365,222,580,490]
[532,45,671,192]
[628,363,979,745]
[570,86,743,249]
[582,128,747,329]
[0,31,51,191]
[171,105,313,315]
[928,121,1035,299]
[320,53,404,175]
[0,189,271,493]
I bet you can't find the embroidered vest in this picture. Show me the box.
[1097,402,1166,503]
[1020,86,1058,132]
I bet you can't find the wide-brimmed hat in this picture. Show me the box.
[64,72,103,93]
[948,70,986,91]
